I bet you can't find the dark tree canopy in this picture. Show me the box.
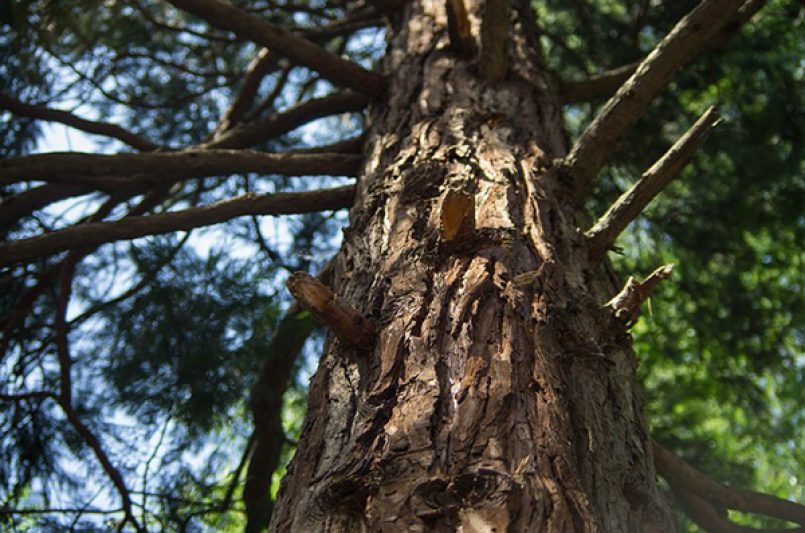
[0,0,802,531]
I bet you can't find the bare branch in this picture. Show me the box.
[167,0,385,97]
[214,49,282,136]
[559,62,639,104]
[205,91,369,150]
[586,107,721,259]
[563,0,746,200]
[0,93,160,152]
[0,184,95,231]
[286,271,375,349]
[1,150,362,187]
[446,0,473,54]
[0,186,355,267]
[479,0,511,82]
[654,440,805,528]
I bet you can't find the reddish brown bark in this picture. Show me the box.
[271,0,675,530]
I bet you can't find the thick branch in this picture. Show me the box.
[0,186,354,267]
[286,272,375,349]
[654,441,805,527]
[0,93,159,152]
[167,0,385,97]
[205,91,369,150]
[479,0,511,82]
[563,0,745,199]
[586,107,721,259]
[0,150,362,187]
[245,306,317,532]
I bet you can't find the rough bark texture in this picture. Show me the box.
[271,0,676,530]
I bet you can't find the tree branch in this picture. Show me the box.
[446,0,473,54]
[245,306,317,532]
[167,0,385,97]
[0,390,59,402]
[653,440,805,528]
[214,48,282,136]
[563,0,746,200]
[205,91,369,150]
[0,186,355,267]
[0,93,160,152]
[586,106,721,259]
[0,184,95,232]
[559,62,639,104]
[1,150,362,187]
[479,0,511,82]
[51,263,140,531]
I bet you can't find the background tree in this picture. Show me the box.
[0,0,802,531]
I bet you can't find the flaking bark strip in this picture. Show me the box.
[287,272,376,349]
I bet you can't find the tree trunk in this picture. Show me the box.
[271,0,676,530]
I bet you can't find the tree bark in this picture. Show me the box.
[271,0,676,530]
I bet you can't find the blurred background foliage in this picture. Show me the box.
[0,0,802,530]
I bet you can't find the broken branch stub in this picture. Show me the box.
[286,272,375,350]
[606,264,674,325]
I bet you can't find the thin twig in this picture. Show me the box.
[0,93,160,152]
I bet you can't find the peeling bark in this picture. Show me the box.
[270,0,676,530]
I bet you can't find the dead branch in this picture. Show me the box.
[653,440,805,529]
[0,150,362,187]
[0,93,160,152]
[286,271,375,349]
[0,186,355,267]
[446,0,473,54]
[606,264,674,324]
[563,0,746,200]
[167,0,385,97]
[205,91,369,150]
[559,62,639,104]
[586,107,721,259]
[479,0,511,82]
